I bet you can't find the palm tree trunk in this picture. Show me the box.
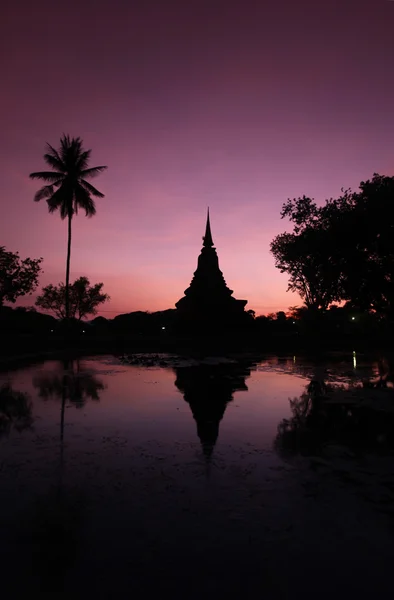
[59,363,68,495]
[65,214,72,320]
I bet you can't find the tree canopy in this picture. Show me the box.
[270,173,394,319]
[36,276,110,320]
[0,247,42,307]
[29,135,107,218]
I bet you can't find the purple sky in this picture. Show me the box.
[1,0,393,316]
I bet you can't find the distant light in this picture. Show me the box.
[50,329,53,333]
[293,321,296,324]
[82,330,85,333]
[351,317,355,321]
[293,356,296,363]
[162,326,166,330]
[353,350,357,369]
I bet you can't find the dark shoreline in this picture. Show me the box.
[0,331,392,371]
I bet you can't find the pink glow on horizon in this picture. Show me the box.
[1,0,393,317]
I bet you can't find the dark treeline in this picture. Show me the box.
[1,303,392,363]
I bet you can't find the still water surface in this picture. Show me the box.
[1,354,393,598]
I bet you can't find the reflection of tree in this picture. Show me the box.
[275,374,394,457]
[371,355,394,388]
[33,360,105,443]
[33,360,104,406]
[275,382,328,457]
[0,383,33,436]
[174,362,252,461]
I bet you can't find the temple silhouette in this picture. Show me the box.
[174,362,252,461]
[175,209,250,333]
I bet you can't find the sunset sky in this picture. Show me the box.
[1,0,393,316]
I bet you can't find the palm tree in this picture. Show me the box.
[30,135,107,320]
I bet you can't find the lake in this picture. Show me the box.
[1,353,394,599]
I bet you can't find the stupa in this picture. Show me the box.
[175,209,249,331]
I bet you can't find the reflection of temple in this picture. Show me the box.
[175,210,249,332]
[174,363,251,460]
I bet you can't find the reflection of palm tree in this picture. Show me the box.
[33,360,105,443]
[174,362,252,462]
[7,361,101,589]
[35,366,104,405]
[0,383,33,436]
[32,360,105,509]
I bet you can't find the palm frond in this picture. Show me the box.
[44,152,65,172]
[47,194,64,214]
[60,134,76,153]
[60,198,74,219]
[29,171,64,182]
[67,141,84,173]
[46,186,72,218]
[76,149,91,171]
[46,142,62,161]
[34,185,54,202]
[45,143,66,171]
[80,179,105,198]
[75,184,96,216]
[80,166,106,179]
[60,135,80,165]
[83,196,97,217]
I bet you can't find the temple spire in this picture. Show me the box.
[203,207,214,247]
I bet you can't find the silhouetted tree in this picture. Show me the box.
[287,305,309,320]
[255,314,272,331]
[271,175,394,320]
[338,174,394,318]
[275,310,287,322]
[112,309,177,335]
[0,306,57,339]
[91,316,108,326]
[0,246,42,308]
[270,198,343,310]
[36,276,109,320]
[30,135,107,320]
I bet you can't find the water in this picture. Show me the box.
[1,353,394,599]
